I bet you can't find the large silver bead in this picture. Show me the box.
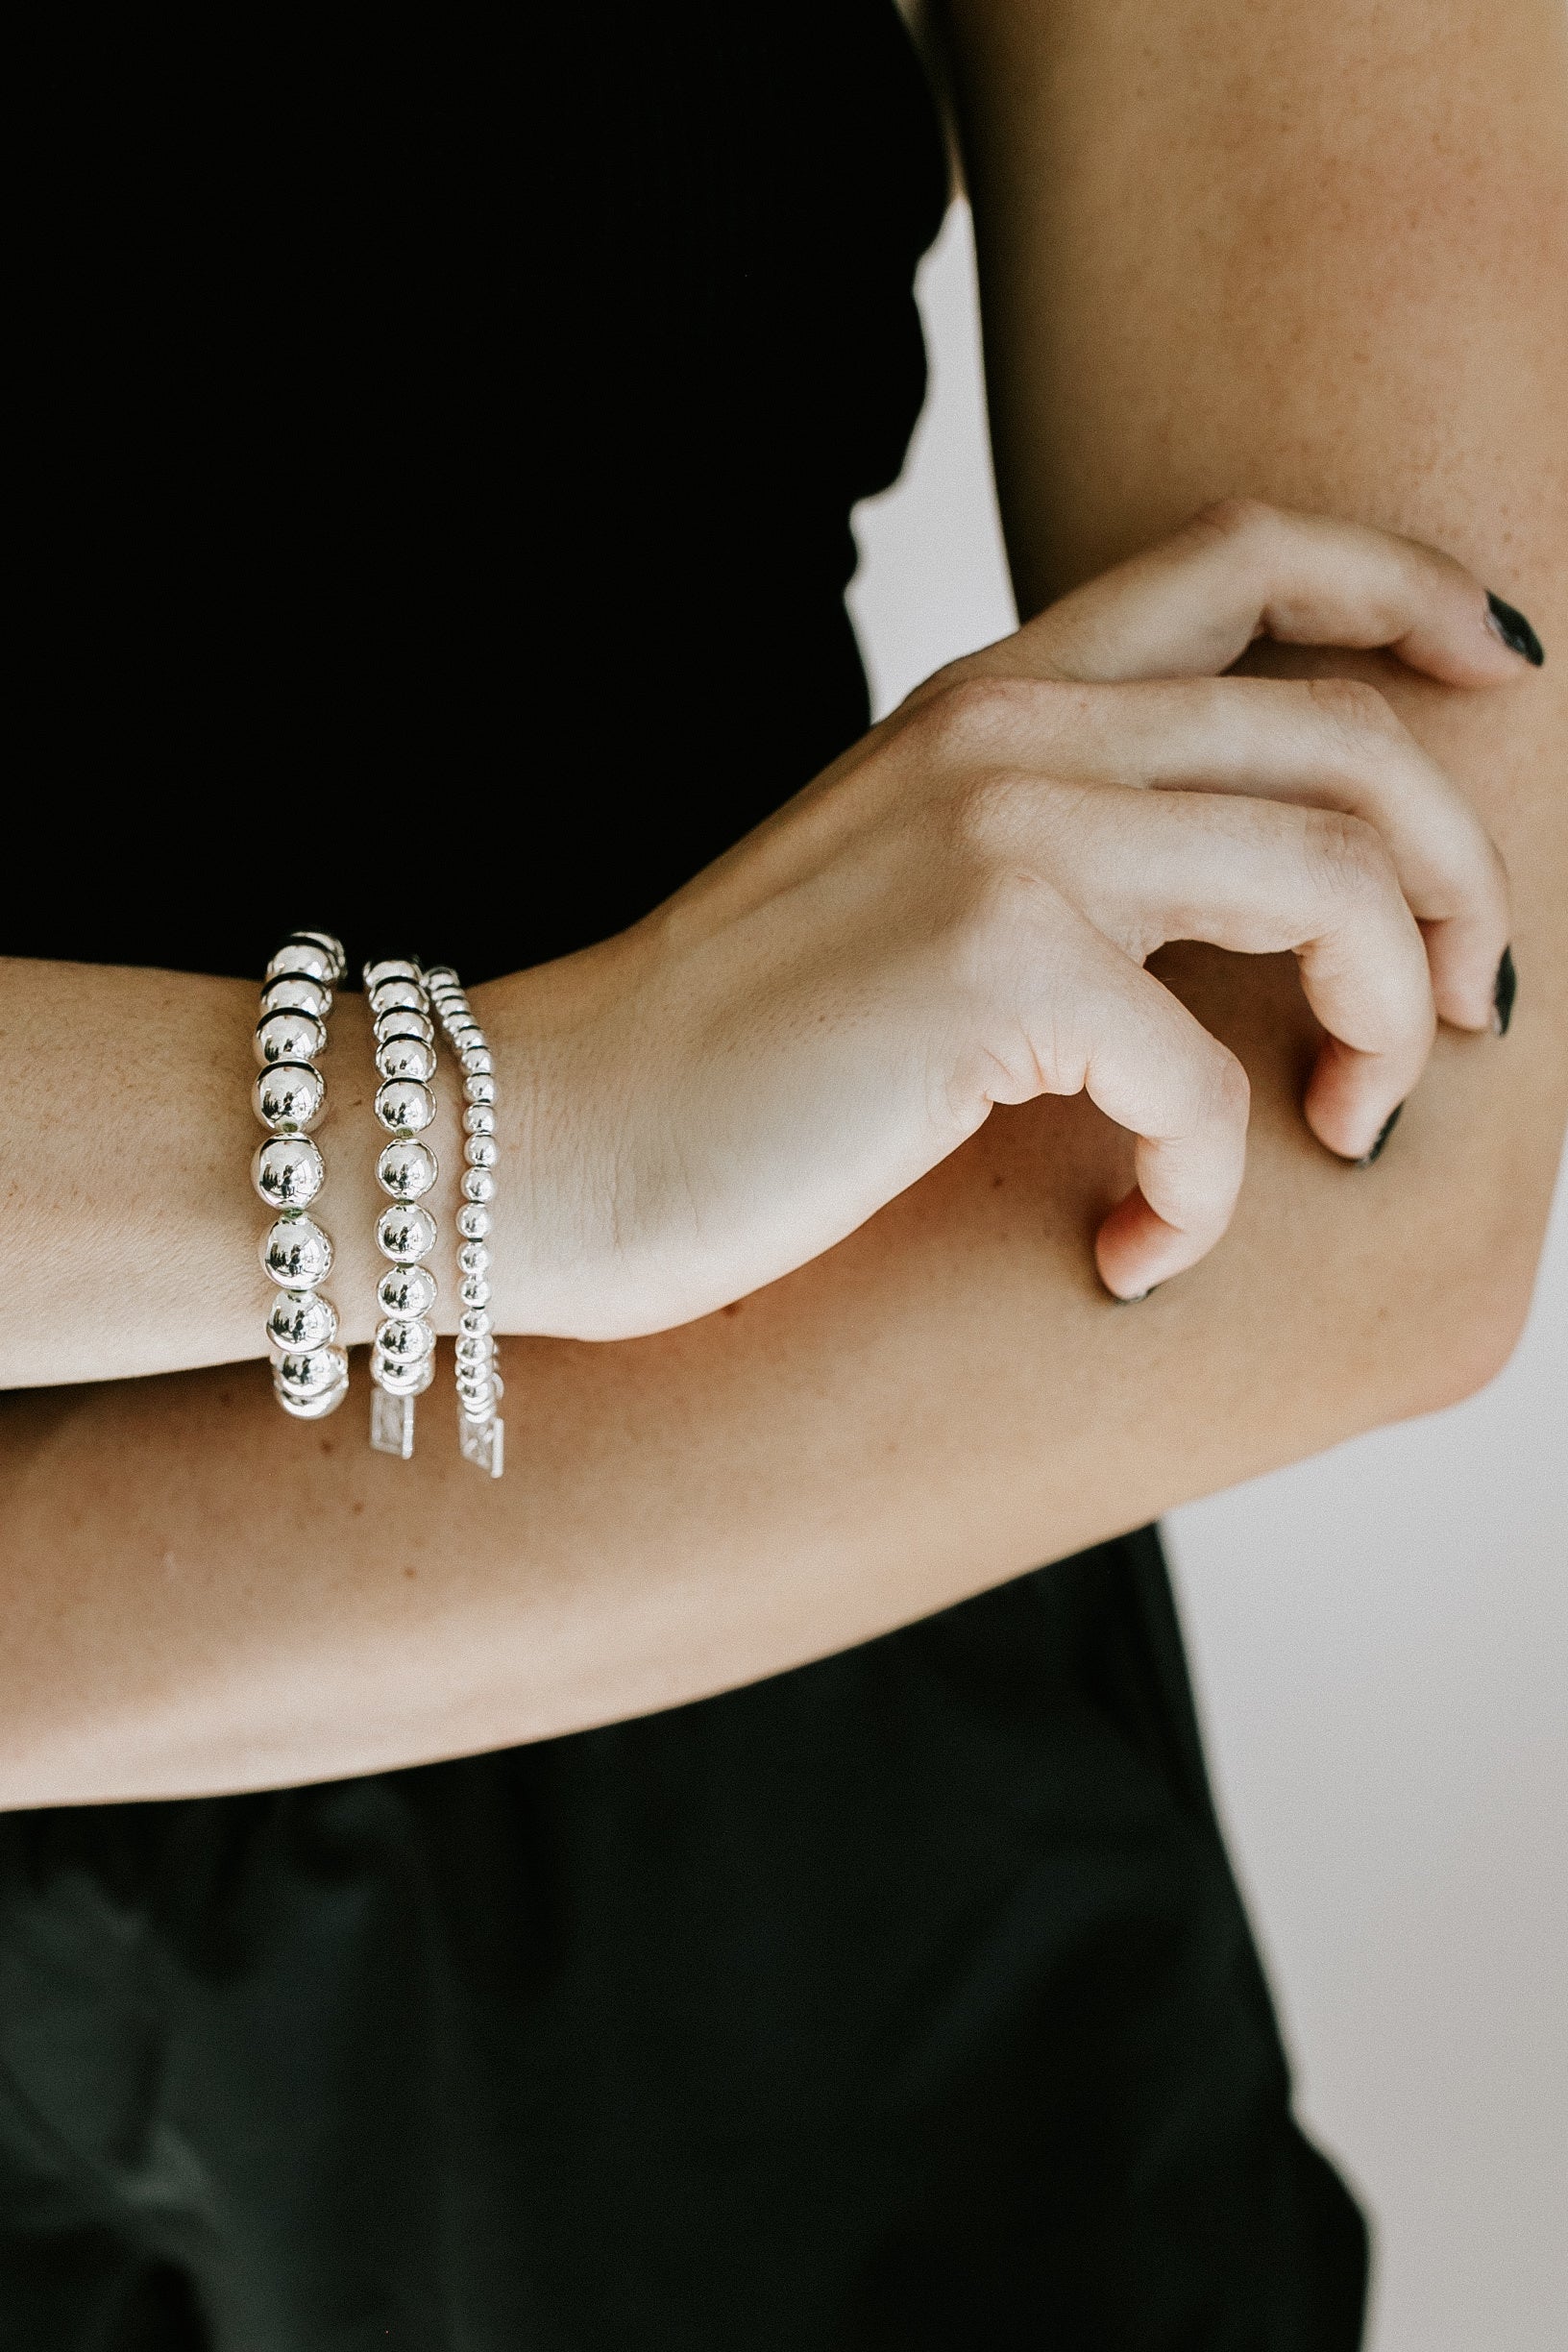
[455,1203,492,1240]
[274,1343,350,1399]
[265,1288,338,1355]
[459,1275,493,1309]
[463,1073,497,1107]
[362,958,420,989]
[462,1104,497,1137]
[259,1213,333,1288]
[369,978,426,1018]
[254,1061,326,1133]
[267,940,335,987]
[287,931,346,981]
[253,1133,325,1208]
[376,1035,436,1085]
[377,1138,438,1200]
[374,1007,433,1047]
[464,1135,499,1169]
[374,1352,434,1398]
[376,1314,434,1363]
[461,1168,497,1205]
[255,1008,326,1067]
[377,1262,438,1321]
[374,1077,435,1136]
[456,1241,490,1278]
[276,1370,350,1420]
[260,974,331,1020]
[377,1202,437,1262]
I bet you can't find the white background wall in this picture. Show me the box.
[848,201,1567,2352]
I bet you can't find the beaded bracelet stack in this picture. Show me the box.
[366,960,443,1459]
[423,965,504,1478]
[254,931,349,1420]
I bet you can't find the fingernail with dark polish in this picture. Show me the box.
[1492,945,1517,1038]
[1485,592,1545,667]
[1355,1103,1403,1168]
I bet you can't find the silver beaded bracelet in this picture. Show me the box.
[365,959,443,1458]
[421,965,504,1478]
[253,930,350,1419]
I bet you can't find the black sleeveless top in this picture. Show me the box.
[1,10,1367,2345]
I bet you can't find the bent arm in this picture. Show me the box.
[3,0,1565,1804]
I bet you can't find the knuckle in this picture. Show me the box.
[948,765,1039,862]
[1303,674,1402,748]
[1200,1040,1252,1130]
[1187,493,1280,551]
[916,674,1020,765]
[1302,805,1396,901]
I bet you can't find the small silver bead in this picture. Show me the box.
[374,1077,435,1135]
[376,1036,436,1084]
[362,958,421,989]
[260,974,331,1021]
[260,1213,333,1288]
[255,1009,327,1067]
[446,1010,478,1039]
[456,1241,490,1277]
[374,1352,434,1398]
[253,1134,325,1208]
[459,1388,496,1420]
[254,1061,326,1133]
[276,1371,350,1420]
[461,1168,497,1205]
[462,1073,497,1107]
[266,1289,338,1355]
[377,1138,439,1200]
[267,941,335,986]
[463,1135,499,1168]
[374,1007,434,1047]
[376,1314,434,1363]
[461,1046,494,1076]
[370,978,426,1018]
[274,1343,350,1399]
[459,1275,493,1309]
[378,1262,438,1320]
[462,1104,496,1137]
[421,964,458,992]
[377,1202,438,1262]
[459,1307,493,1336]
[455,1203,492,1240]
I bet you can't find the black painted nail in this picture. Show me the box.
[1492,945,1517,1038]
[1485,592,1545,667]
[1355,1103,1403,1168]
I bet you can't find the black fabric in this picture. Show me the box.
[3,8,1367,2346]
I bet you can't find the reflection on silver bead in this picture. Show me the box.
[463,1073,497,1107]
[422,964,457,991]
[253,1133,325,1208]
[377,1138,438,1200]
[461,1168,497,1204]
[456,1203,492,1240]
[362,958,420,989]
[276,1369,350,1419]
[255,1061,326,1133]
[374,1008,433,1047]
[260,1213,333,1288]
[462,1104,496,1136]
[376,1036,436,1084]
[377,1202,438,1262]
[455,1336,491,1366]
[255,1009,326,1066]
[459,1276,493,1309]
[459,1307,493,1337]
[287,931,346,981]
[378,1262,438,1320]
[274,1343,350,1399]
[461,1046,493,1076]
[370,978,425,1017]
[374,1077,435,1134]
[463,1134,499,1169]
[267,941,335,986]
[374,1352,434,1398]
[457,1241,490,1277]
[260,974,331,1020]
[266,1289,338,1354]
[376,1314,435,1362]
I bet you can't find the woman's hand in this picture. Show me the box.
[499,502,1528,1332]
